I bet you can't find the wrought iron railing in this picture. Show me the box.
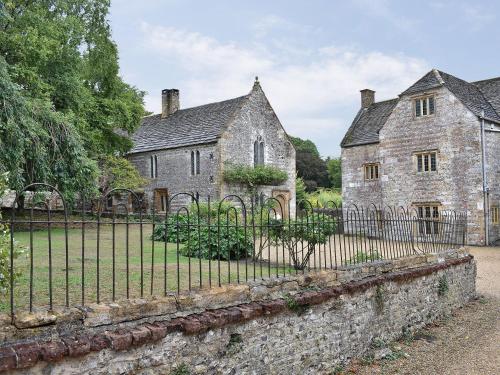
[0,184,467,316]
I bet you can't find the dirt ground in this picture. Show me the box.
[344,246,500,375]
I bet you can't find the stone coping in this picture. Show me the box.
[0,253,474,373]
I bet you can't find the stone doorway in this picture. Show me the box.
[272,189,291,219]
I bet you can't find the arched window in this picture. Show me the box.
[253,137,265,166]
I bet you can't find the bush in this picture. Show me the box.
[349,250,383,264]
[223,163,288,187]
[180,219,253,261]
[152,213,252,261]
[266,214,337,269]
[151,215,196,243]
[189,200,237,220]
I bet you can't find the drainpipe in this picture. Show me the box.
[480,110,489,245]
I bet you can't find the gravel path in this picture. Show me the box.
[345,247,500,375]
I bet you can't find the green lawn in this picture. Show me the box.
[5,224,293,313]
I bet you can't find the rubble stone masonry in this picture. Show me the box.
[0,250,476,374]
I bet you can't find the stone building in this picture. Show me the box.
[126,79,296,217]
[341,69,500,245]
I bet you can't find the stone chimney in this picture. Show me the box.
[360,89,375,109]
[161,89,180,118]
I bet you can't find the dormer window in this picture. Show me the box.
[415,96,435,117]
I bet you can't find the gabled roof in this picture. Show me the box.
[402,69,500,122]
[129,95,248,154]
[342,69,500,148]
[473,77,500,116]
[438,71,500,123]
[341,99,398,148]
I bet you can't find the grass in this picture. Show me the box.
[3,224,291,313]
[306,188,342,208]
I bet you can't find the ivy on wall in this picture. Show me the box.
[223,163,288,187]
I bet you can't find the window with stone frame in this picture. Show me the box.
[416,204,440,235]
[415,151,437,172]
[415,96,435,117]
[191,150,201,176]
[254,136,265,166]
[492,206,499,225]
[150,155,158,178]
[364,163,380,181]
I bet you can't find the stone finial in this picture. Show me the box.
[161,89,180,118]
[253,76,260,89]
[360,89,375,109]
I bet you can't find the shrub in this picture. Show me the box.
[180,219,253,261]
[349,250,383,264]
[189,200,237,220]
[266,214,337,269]
[223,163,288,187]
[151,215,196,243]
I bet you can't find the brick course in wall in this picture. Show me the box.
[0,252,476,374]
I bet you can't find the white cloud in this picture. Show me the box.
[139,22,429,155]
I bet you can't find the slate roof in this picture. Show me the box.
[129,95,248,154]
[342,69,500,148]
[473,77,500,116]
[341,99,398,148]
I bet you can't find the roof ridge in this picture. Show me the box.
[371,98,398,105]
[473,76,500,84]
[145,94,250,118]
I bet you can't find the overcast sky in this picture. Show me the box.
[110,0,499,157]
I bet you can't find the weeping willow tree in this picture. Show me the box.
[0,57,99,198]
[0,1,145,197]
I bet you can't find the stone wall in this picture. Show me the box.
[342,86,490,245]
[128,143,220,210]
[0,250,476,374]
[486,128,500,243]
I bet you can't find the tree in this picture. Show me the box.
[100,155,148,191]
[290,136,329,192]
[0,1,145,196]
[326,157,342,189]
[0,57,99,198]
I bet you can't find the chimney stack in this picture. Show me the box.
[360,89,375,109]
[161,89,180,118]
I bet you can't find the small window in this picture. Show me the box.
[191,150,200,176]
[416,152,437,172]
[415,96,435,117]
[364,163,380,181]
[492,206,499,225]
[196,150,200,175]
[150,155,158,178]
[416,204,440,234]
[191,151,195,176]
